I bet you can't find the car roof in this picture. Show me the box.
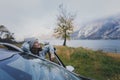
[0,48,18,61]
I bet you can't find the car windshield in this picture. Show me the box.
[0,55,80,80]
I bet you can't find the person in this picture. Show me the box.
[21,38,55,61]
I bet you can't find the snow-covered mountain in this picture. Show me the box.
[72,15,120,39]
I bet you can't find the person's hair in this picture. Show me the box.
[30,47,42,56]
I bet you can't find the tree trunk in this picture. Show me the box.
[63,37,66,46]
[63,31,66,46]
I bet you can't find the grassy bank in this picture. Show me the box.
[55,46,120,80]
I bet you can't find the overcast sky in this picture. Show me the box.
[0,0,120,41]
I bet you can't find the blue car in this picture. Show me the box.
[0,43,92,80]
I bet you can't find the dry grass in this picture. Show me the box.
[55,46,74,60]
[106,53,120,60]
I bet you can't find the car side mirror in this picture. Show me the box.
[66,65,74,72]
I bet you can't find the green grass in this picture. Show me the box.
[55,46,120,80]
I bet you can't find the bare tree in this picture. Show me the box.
[54,4,75,46]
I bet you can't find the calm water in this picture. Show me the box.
[39,40,120,53]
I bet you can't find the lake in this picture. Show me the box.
[39,40,120,53]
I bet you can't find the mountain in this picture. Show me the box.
[72,14,120,39]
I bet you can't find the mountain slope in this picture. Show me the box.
[72,15,120,39]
